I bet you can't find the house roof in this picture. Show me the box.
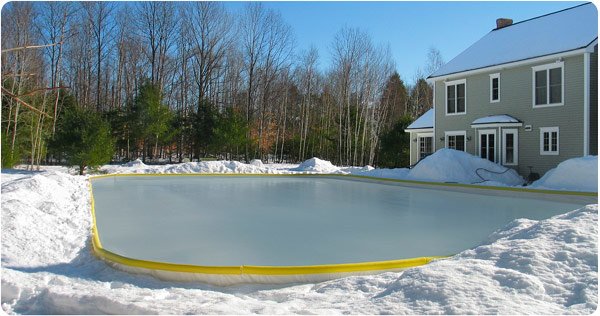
[405,108,434,130]
[429,3,598,79]
[471,114,521,125]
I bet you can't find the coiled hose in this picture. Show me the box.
[472,166,513,184]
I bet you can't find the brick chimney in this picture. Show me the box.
[496,18,513,29]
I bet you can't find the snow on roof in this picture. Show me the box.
[429,3,598,78]
[471,114,521,125]
[406,108,434,130]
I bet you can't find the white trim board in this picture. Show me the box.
[406,128,433,133]
[470,122,523,129]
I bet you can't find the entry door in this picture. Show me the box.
[418,133,433,161]
[479,129,496,162]
[502,129,518,166]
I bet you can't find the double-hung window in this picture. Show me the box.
[490,73,500,103]
[532,62,564,107]
[540,127,559,155]
[445,131,466,151]
[446,79,466,115]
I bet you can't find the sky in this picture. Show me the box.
[225,1,587,85]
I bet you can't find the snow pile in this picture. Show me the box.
[1,171,91,268]
[123,158,146,168]
[381,205,598,314]
[102,160,273,175]
[530,156,598,192]
[406,148,525,185]
[249,159,265,168]
[292,157,341,173]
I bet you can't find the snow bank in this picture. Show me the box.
[406,148,525,186]
[530,156,598,192]
[1,168,596,314]
[1,171,91,268]
[103,151,528,187]
[292,157,341,173]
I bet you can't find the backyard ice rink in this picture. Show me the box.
[1,150,598,314]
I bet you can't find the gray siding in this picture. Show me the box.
[590,46,598,155]
[434,54,586,177]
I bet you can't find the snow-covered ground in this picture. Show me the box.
[1,151,597,314]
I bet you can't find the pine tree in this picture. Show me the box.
[50,94,114,175]
[131,81,171,161]
[377,115,412,168]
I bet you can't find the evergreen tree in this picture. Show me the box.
[213,107,248,160]
[377,115,412,168]
[381,72,409,129]
[1,132,21,168]
[193,99,218,158]
[50,95,115,175]
[131,81,171,161]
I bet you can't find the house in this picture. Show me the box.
[407,3,598,178]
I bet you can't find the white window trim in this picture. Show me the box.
[417,132,433,161]
[532,61,564,108]
[489,73,500,103]
[539,127,559,155]
[477,129,497,163]
[445,130,467,150]
[445,79,467,116]
[502,128,519,166]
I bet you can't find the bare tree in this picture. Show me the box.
[183,2,233,106]
[425,46,444,77]
[81,1,116,111]
[135,2,177,90]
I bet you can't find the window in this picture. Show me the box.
[490,73,500,103]
[502,129,518,165]
[418,134,433,160]
[446,79,466,115]
[445,131,466,151]
[540,127,559,155]
[532,62,564,107]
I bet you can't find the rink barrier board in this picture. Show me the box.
[87,173,596,284]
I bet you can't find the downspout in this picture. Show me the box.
[432,81,436,152]
[583,52,590,156]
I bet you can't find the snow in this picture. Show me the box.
[405,108,434,130]
[351,148,525,186]
[1,153,597,314]
[472,114,521,125]
[530,156,598,192]
[429,3,597,78]
[292,157,342,173]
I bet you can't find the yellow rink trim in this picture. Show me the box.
[87,172,595,279]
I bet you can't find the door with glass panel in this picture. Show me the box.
[418,133,433,161]
[478,129,496,162]
[502,129,518,166]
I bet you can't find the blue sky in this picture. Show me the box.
[225,1,586,85]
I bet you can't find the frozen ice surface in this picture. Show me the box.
[92,175,583,266]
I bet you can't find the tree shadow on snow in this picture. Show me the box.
[7,236,300,294]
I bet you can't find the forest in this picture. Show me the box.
[1,2,442,173]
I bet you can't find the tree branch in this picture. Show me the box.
[1,42,62,54]
[1,87,53,118]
